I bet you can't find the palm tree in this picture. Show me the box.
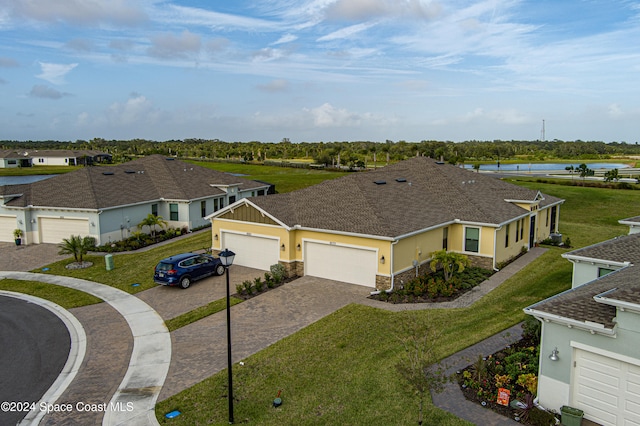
[429,249,470,282]
[137,214,168,238]
[58,235,96,263]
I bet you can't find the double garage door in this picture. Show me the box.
[40,217,90,244]
[572,349,640,426]
[219,232,377,287]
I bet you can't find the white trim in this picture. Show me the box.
[595,290,640,314]
[214,217,284,230]
[571,341,640,367]
[206,198,291,230]
[463,225,481,254]
[394,221,456,240]
[524,308,616,336]
[562,253,631,269]
[301,237,379,256]
[294,224,395,241]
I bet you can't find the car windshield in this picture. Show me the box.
[157,262,174,271]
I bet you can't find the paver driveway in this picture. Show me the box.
[159,275,372,400]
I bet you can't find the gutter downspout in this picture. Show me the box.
[386,239,399,293]
[493,226,502,271]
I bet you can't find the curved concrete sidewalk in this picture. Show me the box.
[0,272,170,426]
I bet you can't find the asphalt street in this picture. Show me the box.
[0,296,71,425]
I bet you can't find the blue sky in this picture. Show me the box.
[1,0,639,143]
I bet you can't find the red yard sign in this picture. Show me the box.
[497,388,511,406]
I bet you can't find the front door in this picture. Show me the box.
[529,215,536,248]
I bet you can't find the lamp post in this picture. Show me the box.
[218,248,236,424]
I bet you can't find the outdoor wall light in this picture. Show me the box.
[549,347,560,361]
[296,243,301,251]
[380,255,385,264]
[214,234,218,241]
[281,243,285,251]
[30,219,36,224]
[18,219,23,225]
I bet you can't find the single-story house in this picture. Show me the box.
[25,149,113,166]
[0,155,270,245]
[0,150,32,168]
[207,157,564,290]
[524,220,640,426]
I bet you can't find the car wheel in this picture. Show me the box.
[179,276,191,289]
[216,264,225,276]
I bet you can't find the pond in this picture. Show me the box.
[463,162,630,171]
[0,175,55,186]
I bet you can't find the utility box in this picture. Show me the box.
[105,254,114,271]
[560,406,583,426]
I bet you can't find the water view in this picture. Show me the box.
[463,162,630,172]
[0,175,54,186]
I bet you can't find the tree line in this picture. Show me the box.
[2,138,639,167]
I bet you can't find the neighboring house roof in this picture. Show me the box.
[245,157,563,238]
[526,231,640,334]
[562,233,640,264]
[23,149,110,158]
[0,150,30,159]
[619,215,640,227]
[1,155,269,210]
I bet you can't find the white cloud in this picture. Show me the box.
[148,30,201,59]
[36,62,78,85]
[324,0,443,21]
[273,33,298,45]
[317,22,377,41]
[1,0,147,26]
[106,94,162,126]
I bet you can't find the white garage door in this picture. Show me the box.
[304,241,377,287]
[221,232,280,271]
[40,217,90,244]
[572,349,640,426]
[0,215,17,242]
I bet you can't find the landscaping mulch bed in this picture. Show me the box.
[233,276,296,301]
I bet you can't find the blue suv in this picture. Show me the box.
[154,253,225,289]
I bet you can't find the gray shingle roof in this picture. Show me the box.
[529,232,640,330]
[250,157,563,238]
[2,155,268,210]
[564,233,640,264]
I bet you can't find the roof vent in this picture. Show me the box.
[124,170,135,174]
[435,161,445,165]
[102,171,114,176]
[395,178,407,183]
[374,180,387,185]
[166,157,175,161]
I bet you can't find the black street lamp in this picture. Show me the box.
[218,248,236,424]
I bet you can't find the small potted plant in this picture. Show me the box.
[13,228,23,246]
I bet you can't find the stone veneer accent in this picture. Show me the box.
[466,255,493,270]
[375,275,391,291]
[279,260,303,278]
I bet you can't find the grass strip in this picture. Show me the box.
[0,279,102,309]
[165,297,243,332]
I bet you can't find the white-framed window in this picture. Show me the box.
[465,227,480,253]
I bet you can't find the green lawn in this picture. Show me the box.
[0,165,82,176]
[34,231,212,294]
[186,161,348,193]
[0,279,102,308]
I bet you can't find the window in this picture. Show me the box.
[546,209,549,227]
[201,200,206,218]
[505,224,510,248]
[550,206,557,232]
[598,267,615,278]
[229,195,236,204]
[465,227,480,253]
[8,160,16,165]
[442,227,448,250]
[170,203,178,221]
[520,219,525,240]
[515,221,520,242]
[151,204,158,216]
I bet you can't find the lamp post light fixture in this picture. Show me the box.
[218,248,236,424]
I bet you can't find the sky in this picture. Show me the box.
[0,0,639,143]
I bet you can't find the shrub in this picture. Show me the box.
[254,278,264,292]
[270,263,286,283]
[235,283,244,295]
[494,374,510,388]
[528,407,557,426]
[242,280,254,295]
[516,373,538,395]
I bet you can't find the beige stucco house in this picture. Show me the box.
[207,157,564,290]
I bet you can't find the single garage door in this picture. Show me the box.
[0,215,17,242]
[304,241,377,287]
[40,217,90,244]
[572,349,640,426]
[221,232,280,271]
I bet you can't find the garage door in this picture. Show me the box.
[221,232,280,271]
[572,349,640,426]
[0,216,17,242]
[40,217,90,244]
[304,241,377,287]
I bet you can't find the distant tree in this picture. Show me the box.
[576,163,593,180]
[604,168,619,182]
[58,235,96,263]
[138,214,168,238]
[429,250,470,282]
[565,165,575,180]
